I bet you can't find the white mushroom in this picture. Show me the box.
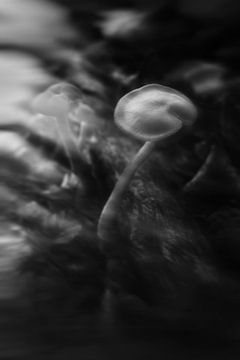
[97,84,197,244]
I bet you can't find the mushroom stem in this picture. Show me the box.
[77,121,88,150]
[54,114,77,173]
[97,140,155,243]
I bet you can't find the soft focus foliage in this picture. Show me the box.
[0,0,76,50]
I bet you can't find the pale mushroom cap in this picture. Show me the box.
[114,84,197,141]
[49,83,82,103]
[72,103,98,125]
[32,82,82,118]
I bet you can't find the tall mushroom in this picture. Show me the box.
[97,84,197,244]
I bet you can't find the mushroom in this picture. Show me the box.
[32,82,81,158]
[97,84,197,243]
[69,101,99,149]
[32,82,99,187]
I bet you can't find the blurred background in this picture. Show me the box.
[1,0,240,359]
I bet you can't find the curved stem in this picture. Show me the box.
[97,140,156,244]
[183,145,215,191]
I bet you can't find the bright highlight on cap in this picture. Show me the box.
[114,84,197,141]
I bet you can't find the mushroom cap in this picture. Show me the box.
[114,84,197,141]
[71,103,98,127]
[32,82,82,118]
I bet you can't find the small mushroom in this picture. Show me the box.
[69,102,99,149]
[32,82,98,187]
[32,83,82,163]
[97,84,197,243]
